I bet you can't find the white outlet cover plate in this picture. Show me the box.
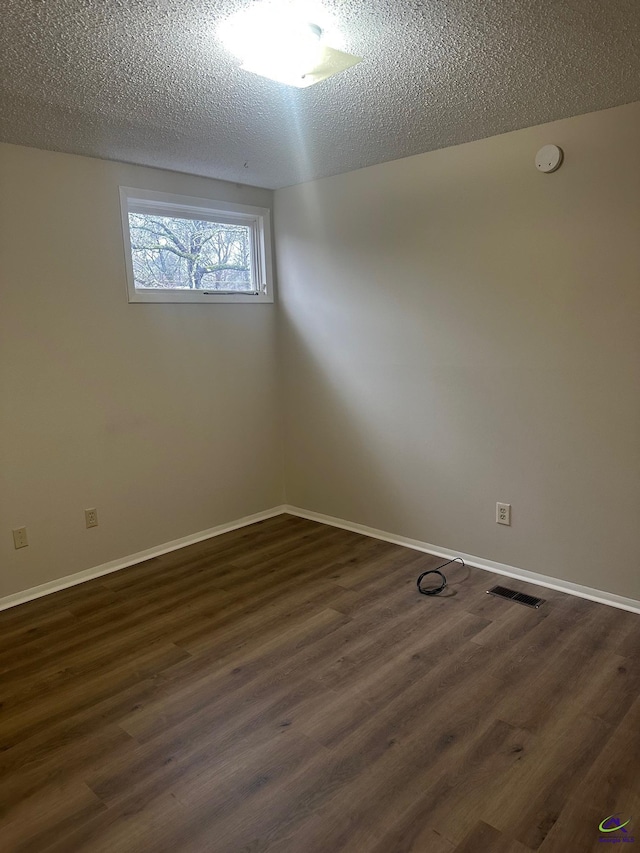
[496,502,512,525]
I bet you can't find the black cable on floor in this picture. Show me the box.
[416,557,465,596]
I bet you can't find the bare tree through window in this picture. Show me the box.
[128,213,253,291]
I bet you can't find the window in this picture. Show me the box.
[119,187,273,303]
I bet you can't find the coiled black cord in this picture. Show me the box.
[417,557,465,596]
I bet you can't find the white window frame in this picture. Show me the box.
[119,187,274,303]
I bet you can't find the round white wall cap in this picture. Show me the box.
[535,145,564,173]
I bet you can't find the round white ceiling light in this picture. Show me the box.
[218,2,360,88]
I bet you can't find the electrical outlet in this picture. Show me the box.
[85,508,98,529]
[496,502,511,526]
[12,527,28,549]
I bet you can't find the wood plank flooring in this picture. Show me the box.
[1,514,639,852]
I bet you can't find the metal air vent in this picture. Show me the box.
[487,585,544,609]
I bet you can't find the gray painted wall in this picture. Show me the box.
[0,143,283,598]
[275,102,640,600]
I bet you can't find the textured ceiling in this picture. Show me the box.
[1,0,639,189]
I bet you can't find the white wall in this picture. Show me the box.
[0,143,283,598]
[275,102,640,600]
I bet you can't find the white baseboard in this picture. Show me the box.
[283,505,640,615]
[3,502,638,617]
[0,506,287,613]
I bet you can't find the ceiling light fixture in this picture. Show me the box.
[218,3,361,88]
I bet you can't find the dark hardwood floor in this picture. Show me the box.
[1,514,639,852]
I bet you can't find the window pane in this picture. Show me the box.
[128,213,254,292]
